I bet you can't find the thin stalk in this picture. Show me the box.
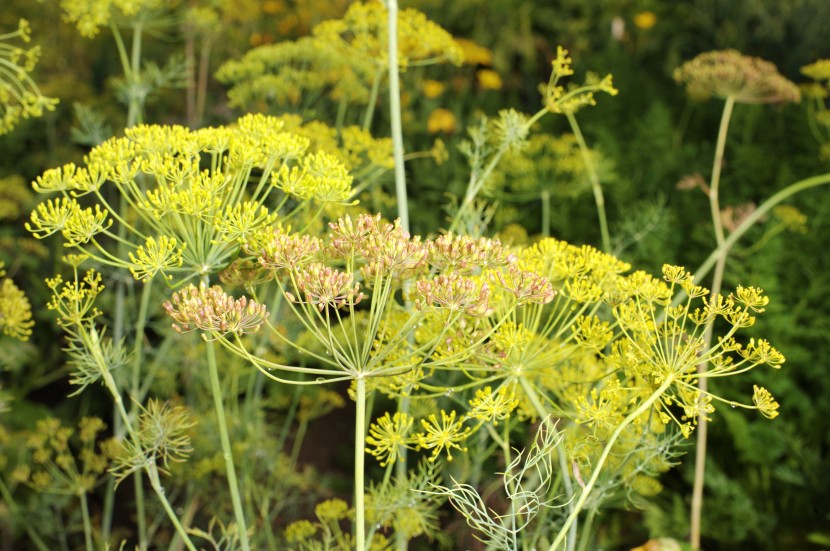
[385,0,409,232]
[355,376,367,551]
[80,492,94,550]
[205,338,251,551]
[130,279,153,550]
[565,111,610,253]
[363,69,383,132]
[541,189,551,237]
[128,22,144,126]
[548,375,675,551]
[671,172,830,305]
[690,94,735,549]
[575,507,598,551]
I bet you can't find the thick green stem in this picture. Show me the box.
[355,376,367,551]
[205,338,251,551]
[690,95,735,549]
[565,111,610,253]
[548,376,675,551]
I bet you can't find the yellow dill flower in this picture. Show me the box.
[416,409,472,462]
[213,202,278,244]
[454,38,493,66]
[128,235,186,282]
[61,204,112,247]
[633,11,658,30]
[365,411,415,466]
[468,386,519,425]
[314,1,463,69]
[752,385,779,419]
[0,264,34,341]
[46,269,105,327]
[476,69,503,90]
[285,519,318,543]
[801,59,830,82]
[427,108,456,134]
[315,498,350,522]
[0,20,58,136]
[26,197,80,240]
[422,79,446,98]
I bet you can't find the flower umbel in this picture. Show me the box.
[163,284,268,336]
[365,412,415,466]
[416,409,472,462]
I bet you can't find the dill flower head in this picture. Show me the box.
[416,409,472,462]
[468,386,519,426]
[0,20,58,136]
[414,273,494,318]
[252,226,323,272]
[128,236,185,282]
[313,1,463,69]
[288,263,364,311]
[0,263,34,341]
[801,59,830,83]
[674,50,801,104]
[163,284,268,336]
[427,233,515,274]
[365,411,415,466]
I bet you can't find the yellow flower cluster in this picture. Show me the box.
[0,20,58,136]
[541,46,618,114]
[58,0,166,38]
[0,262,34,341]
[313,1,463,70]
[27,113,356,284]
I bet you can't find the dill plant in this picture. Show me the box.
[3,4,819,551]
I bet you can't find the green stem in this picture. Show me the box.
[575,507,598,551]
[565,111,610,253]
[548,376,675,551]
[79,492,94,551]
[128,22,144,126]
[289,417,309,470]
[0,477,51,551]
[690,94,734,549]
[385,0,409,233]
[363,69,383,132]
[354,376,367,551]
[690,171,830,291]
[541,189,551,237]
[205,338,251,551]
[131,279,153,549]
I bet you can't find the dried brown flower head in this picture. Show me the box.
[674,50,800,104]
